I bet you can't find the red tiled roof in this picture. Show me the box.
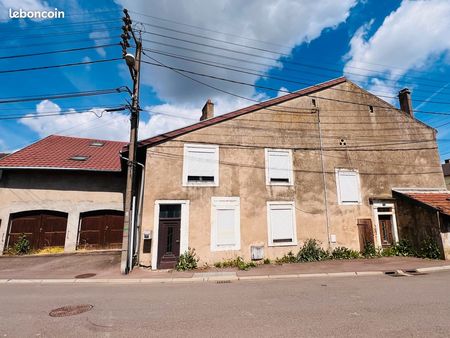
[0,153,8,159]
[0,135,126,172]
[396,190,450,216]
[137,77,347,148]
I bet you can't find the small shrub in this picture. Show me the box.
[214,257,256,270]
[176,247,199,271]
[362,243,379,258]
[393,239,415,257]
[276,251,297,264]
[263,258,271,264]
[419,236,441,259]
[381,246,396,257]
[13,234,30,255]
[297,239,329,262]
[235,256,256,271]
[331,246,360,260]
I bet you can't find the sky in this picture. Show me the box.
[0,0,449,161]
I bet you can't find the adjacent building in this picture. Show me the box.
[135,77,448,269]
[0,135,126,253]
[443,159,450,190]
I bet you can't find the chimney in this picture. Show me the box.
[445,159,450,164]
[200,99,214,121]
[398,88,413,118]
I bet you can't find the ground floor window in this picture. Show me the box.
[211,197,240,251]
[267,201,297,246]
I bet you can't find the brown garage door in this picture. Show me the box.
[78,210,124,250]
[7,211,68,251]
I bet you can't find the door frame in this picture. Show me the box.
[152,200,190,270]
[372,202,399,247]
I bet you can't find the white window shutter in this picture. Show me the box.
[338,171,360,203]
[269,204,295,244]
[188,148,215,177]
[266,149,292,184]
[216,208,235,246]
[211,197,240,251]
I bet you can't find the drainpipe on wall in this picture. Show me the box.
[317,108,332,249]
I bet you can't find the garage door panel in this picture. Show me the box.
[7,211,67,252]
[79,212,124,250]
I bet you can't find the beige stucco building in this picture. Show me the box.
[0,136,125,254]
[136,77,447,269]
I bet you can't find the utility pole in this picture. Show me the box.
[120,8,142,274]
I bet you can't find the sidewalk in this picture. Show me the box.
[0,253,449,283]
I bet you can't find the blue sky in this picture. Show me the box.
[0,0,449,161]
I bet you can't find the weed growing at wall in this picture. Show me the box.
[13,234,30,255]
[176,247,199,271]
[214,257,256,270]
[419,237,441,259]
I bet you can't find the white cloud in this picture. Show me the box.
[115,0,356,116]
[82,56,92,71]
[89,25,110,57]
[344,0,450,97]
[0,0,54,22]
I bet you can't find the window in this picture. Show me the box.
[336,169,361,205]
[369,105,374,113]
[90,141,105,147]
[69,155,89,161]
[183,144,219,186]
[267,202,297,246]
[211,197,240,251]
[265,149,293,185]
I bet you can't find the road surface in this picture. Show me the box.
[1,271,450,337]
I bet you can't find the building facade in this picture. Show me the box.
[136,78,447,269]
[0,135,126,254]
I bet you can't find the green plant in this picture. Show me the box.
[331,246,360,259]
[235,256,256,270]
[362,243,379,258]
[381,246,396,257]
[419,236,441,259]
[213,257,256,270]
[263,258,271,264]
[276,251,297,264]
[176,247,199,271]
[297,239,329,262]
[13,234,30,255]
[393,239,415,257]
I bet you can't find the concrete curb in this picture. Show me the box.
[1,265,449,284]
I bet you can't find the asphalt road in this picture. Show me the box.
[1,271,450,337]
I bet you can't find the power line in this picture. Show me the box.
[141,55,450,114]
[139,30,450,93]
[0,57,121,74]
[0,43,119,60]
[0,87,129,104]
[140,37,450,97]
[142,47,450,103]
[130,13,450,84]
[0,106,126,120]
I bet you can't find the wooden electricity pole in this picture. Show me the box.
[120,8,142,274]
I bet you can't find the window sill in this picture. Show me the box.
[268,241,298,247]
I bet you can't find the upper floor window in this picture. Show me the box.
[265,149,293,185]
[335,169,361,205]
[183,144,219,186]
